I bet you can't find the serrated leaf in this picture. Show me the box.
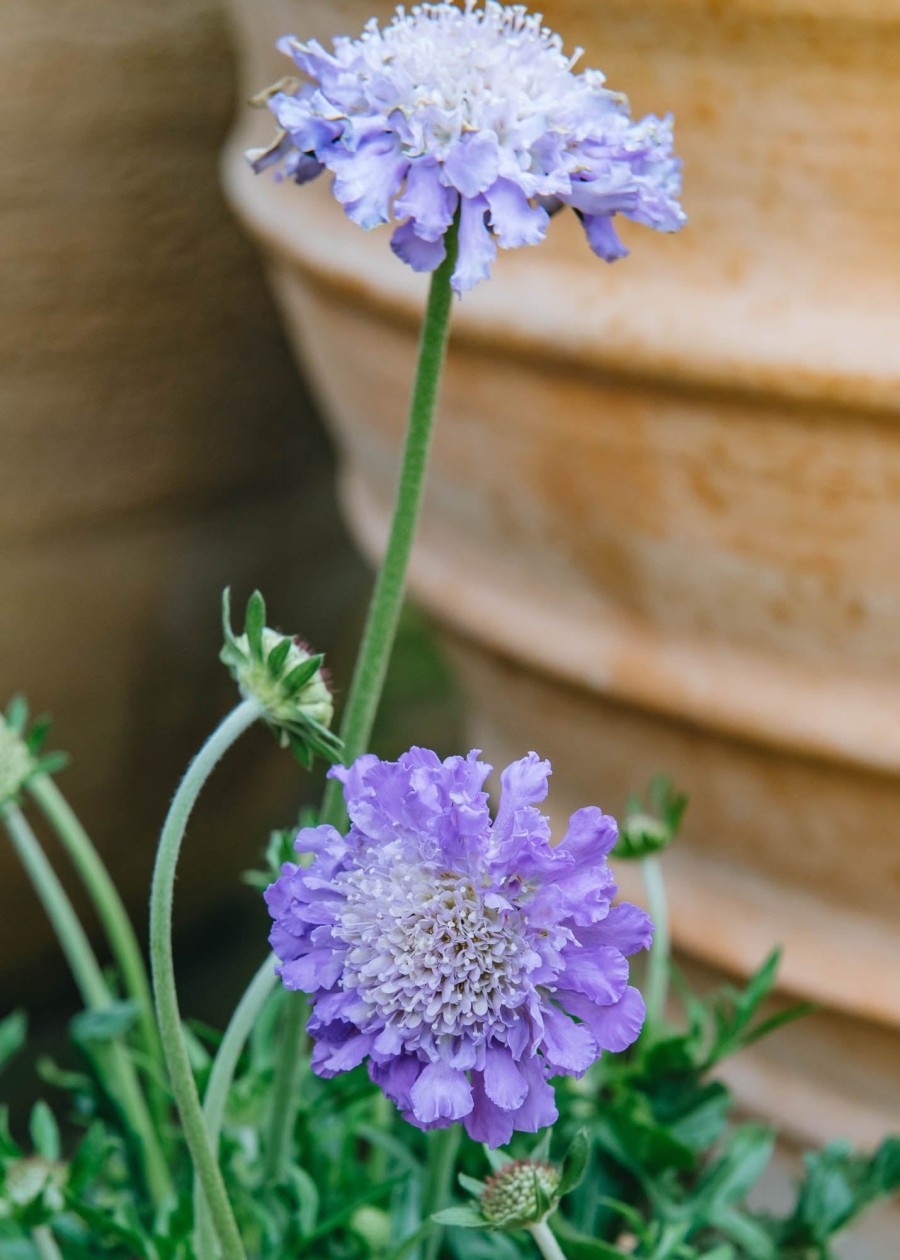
[558,1128,591,1198]
[244,591,266,663]
[431,1206,485,1228]
[70,1001,138,1045]
[0,1011,26,1075]
[29,1102,60,1162]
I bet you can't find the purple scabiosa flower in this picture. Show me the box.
[248,1,685,293]
[265,748,652,1146]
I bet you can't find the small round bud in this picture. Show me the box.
[233,627,333,728]
[350,1205,391,1250]
[220,589,341,768]
[480,1159,560,1230]
[0,718,33,808]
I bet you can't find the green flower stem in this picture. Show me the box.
[641,853,670,1032]
[528,1221,568,1260]
[31,1226,64,1260]
[27,773,168,1132]
[1,803,173,1209]
[321,224,459,829]
[423,1125,462,1260]
[265,991,308,1181]
[150,698,260,1260]
[196,955,278,1259]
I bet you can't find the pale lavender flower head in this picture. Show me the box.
[249,1,685,293]
[265,748,652,1146]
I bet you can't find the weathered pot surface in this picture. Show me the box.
[223,0,900,1144]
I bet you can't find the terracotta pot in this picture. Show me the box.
[0,0,366,1003]
[223,0,900,1146]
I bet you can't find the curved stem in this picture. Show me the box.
[265,991,308,1181]
[642,854,670,1032]
[196,955,277,1258]
[27,773,168,1132]
[149,699,260,1260]
[321,227,458,828]
[2,803,173,1208]
[527,1220,568,1260]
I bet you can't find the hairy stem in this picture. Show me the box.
[149,699,260,1260]
[321,226,458,827]
[196,955,278,1258]
[2,803,172,1208]
[528,1220,568,1260]
[642,853,670,1032]
[27,773,168,1132]
[424,1125,462,1260]
[265,991,308,1181]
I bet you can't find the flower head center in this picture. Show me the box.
[334,853,533,1055]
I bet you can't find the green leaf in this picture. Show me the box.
[708,1208,774,1259]
[70,1000,138,1045]
[551,1217,628,1259]
[431,1206,485,1229]
[558,1128,591,1198]
[692,1125,775,1216]
[221,587,236,647]
[5,695,28,733]
[282,655,324,693]
[741,1002,818,1049]
[458,1173,486,1197]
[266,637,293,679]
[244,590,267,663]
[28,1102,60,1162]
[0,1011,26,1075]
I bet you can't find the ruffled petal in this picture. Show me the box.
[577,903,654,956]
[539,1004,597,1075]
[394,160,458,241]
[556,985,646,1053]
[391,221,448,273]
[581,214,629,261]
[485,179,550,249]
[451,195,497,293]
[443,132,501,198]
[410,1062,474,1124]
[483,1046,529,1111]
[464,1072,517,1147]
[513,1055,559,1132]
[559,944,629,1005]
[328,134,409,229]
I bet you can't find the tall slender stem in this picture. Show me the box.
[528,1220,568,1260]
[423,1126,462,1260]
[149,699,260,1260]
[265,991,308,1180]
[197,954,278,1258]
[2,803,173,1208]
[321,228,458,827]
[641,854,670,1032]
[27,773,168,1132]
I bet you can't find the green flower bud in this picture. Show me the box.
[0,718,33,809]
[221,590,342,768]
[480,1159,560,1230]
[0,698,66,809]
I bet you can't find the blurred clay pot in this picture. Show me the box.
[223,0,900,1145]
[1,0,365,1003]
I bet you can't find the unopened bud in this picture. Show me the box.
[480,1159,560,1230]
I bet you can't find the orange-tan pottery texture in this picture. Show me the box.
[1,0,364,1002]
[223,0,900,1145]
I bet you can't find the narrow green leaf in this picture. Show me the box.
[29,1101,60,1162]
[458,1173,486,1197]
[431,1206,485,1228]
[283,655,324,693]
[244,590,267,662]
[0,1010,26,1074]
[70,1000,138,1045]
[267,638,293,679]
